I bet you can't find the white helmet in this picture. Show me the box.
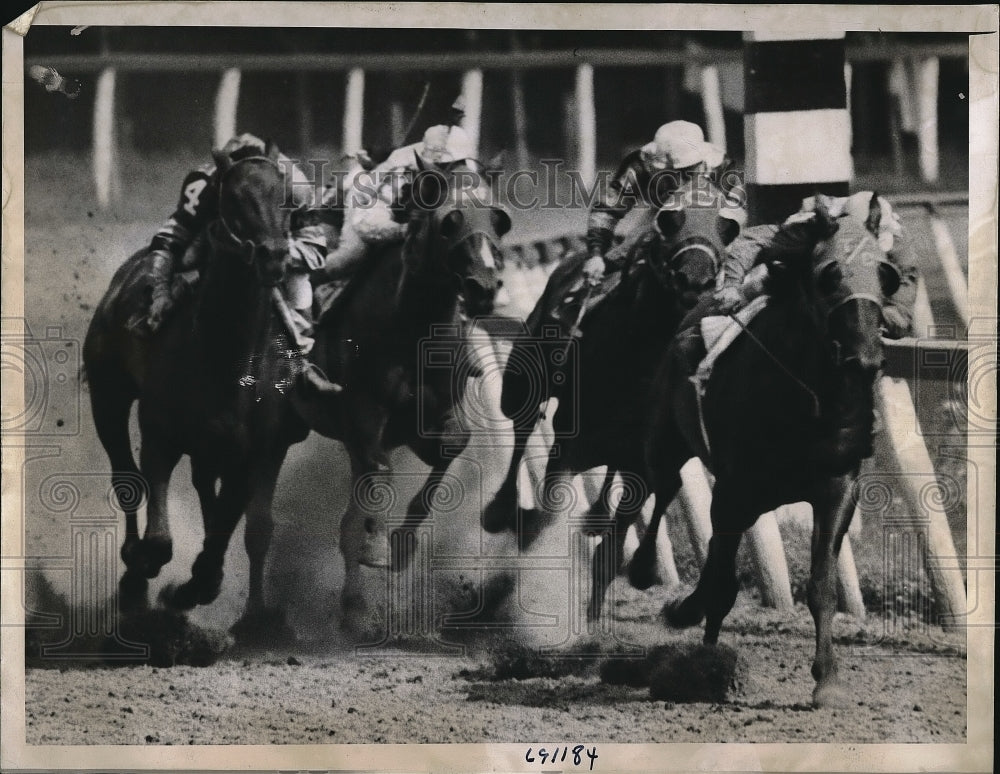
[641,120,712,171]
[419,125,475,165]
[800,191,902,252]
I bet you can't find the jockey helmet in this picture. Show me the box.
[844,191,902,252]
[217,133,267,160]
[642,121,712,171]
[800,192,902,253]
[419,125,475,165]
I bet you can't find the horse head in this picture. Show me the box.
[648,179,740,309]
[764,204,886,467]
[209,140,292,289]
[402,154,511,317]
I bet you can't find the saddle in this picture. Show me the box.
[692,295,770,394]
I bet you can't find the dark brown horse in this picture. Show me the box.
[293,158,511,633]
[639,205,886,707]
[84,144,310,639]
[482,175,740,623]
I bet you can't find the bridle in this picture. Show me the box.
[209,155,286,267]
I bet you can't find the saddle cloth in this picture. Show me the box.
[693,294,770,391]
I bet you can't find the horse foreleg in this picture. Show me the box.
[340,451,391,636]
[389,453,451,573]
[808,473,857,708]
[230,448,295,643]
[588,483,647,622]
[482,407,537,534]
[165,468,251,610]
[132,437,181,578]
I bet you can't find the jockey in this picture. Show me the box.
[584,120,744,285]
[314,123,477,284]
[136,132,339,394]
[713,191,918,338]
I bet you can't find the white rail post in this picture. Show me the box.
[676,459,713,565]
[460,69,483,157]
[844,62,855,179]
[928,210,970,327]
[92,67,117,211]
[213,68,241,150]
[700,64,726,151]
[343,68,365,155]
[389,100,405,147]
[837,533,867,620]
[916,57,940,184]
[575,63,596,187]
[747,512,794,611]
[878,375,967,631]
[912,273,937,338]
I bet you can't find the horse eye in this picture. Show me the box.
[819,263,843,295]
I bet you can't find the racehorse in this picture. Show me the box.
[481,176,741,622]
[637,200,886,707]
[294,156,510,633]
[84,143,310,640]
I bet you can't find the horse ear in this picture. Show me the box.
[491,207,512,238]
[866,191,882,237]
[212,148,232,173]
[413,149,428,173]
[656,206,685,238]
[265,139,281,162]
[716,214,740,247]
[440,209,464,238]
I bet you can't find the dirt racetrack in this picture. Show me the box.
[18,154,968,745]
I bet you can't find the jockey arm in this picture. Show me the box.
[880,235,919,339]
[586,150,653,262]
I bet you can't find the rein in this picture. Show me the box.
[726,311,823,419]
[212,155,284,263]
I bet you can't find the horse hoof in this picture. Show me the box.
[627,550,659,591]
[230,608,297,646]
[158,582,197,611]
[662,596,705,629]
[118,571,150,614]
[812,680,851,709]
[482,491,515,533]
[131,536,172,578]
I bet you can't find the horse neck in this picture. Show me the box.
[195,244,274,376]
[632,266,684,332]
[396,240,461,332]
[747,280,830,391]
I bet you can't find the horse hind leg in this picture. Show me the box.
[87,367,149,610]
[671,485,745,643]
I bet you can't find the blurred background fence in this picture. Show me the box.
[25,28,970,208]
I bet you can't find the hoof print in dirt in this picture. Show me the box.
[648,643,739,703]
[599,655,652,687]
[488,641,601,681]
[110,608,233,667]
